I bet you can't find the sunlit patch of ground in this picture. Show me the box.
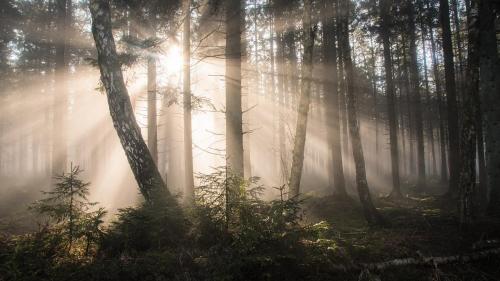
[302,186,500,280]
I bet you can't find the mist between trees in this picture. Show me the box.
[0,0,499,280]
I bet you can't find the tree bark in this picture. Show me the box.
[459,0,480,227]
[450,0,465,98]
[336,0,349,179]
[321,0,347,198]
[419,12,437,176]
[339,0,384,225]
[428,0,449,183]
[183,0,195,204]
[288,0,315,199]
[147,51,158,164]
[401,38,416,180]
[407,0,426,191]
[53,0,68,175]
[380,0,401,198]
[479,0,500,216]
[89,0,170,203]
[439,0,460,195]
[225,0,244,177]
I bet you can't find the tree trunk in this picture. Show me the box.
[380,0,401,198]
[89,0,171,204]
[288,0,315,199]
[458,0,480,227]
[479,0,500,216]
[369,39,379,175]
[450,0,465,99]
[407,0,426,191]
[395,45,408,178]
[428,1,449,183]
[402,39,416,180]
[321,0,347,198]
[439,0,460,195]
[225,0,244,177]
[269,8,279,181]
[278,38,287,182]
[53,0,68,175]
[339,0,384,225]
[183,0,194,204]
[147,50,158,164]
[419,12,437,176]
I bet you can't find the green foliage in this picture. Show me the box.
[190,169,333,280]
[30,165,106,256]
[0,228,65,281]
[0,167,339,280]
[7,169,500,280]
[100,198,186,257]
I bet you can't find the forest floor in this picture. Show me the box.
[2,178,500,280]
[302,179,500,280]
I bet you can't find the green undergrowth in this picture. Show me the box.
[1,171,500,281]
[303,193,500,280]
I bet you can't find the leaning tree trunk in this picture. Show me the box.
[380,0,401,198]
[459,0,480,227]
[53,0,69,176]
[89,0,170,204]
[479,0,500,216]
[183,0,194,204]
[321,0,347,198]
[339,0,384,225]
[288,0,315,199]
[439,0,460,195]
[225,0,244,177]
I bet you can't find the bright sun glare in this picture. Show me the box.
[159,45,183,76]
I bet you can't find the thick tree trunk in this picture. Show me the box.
[479,0,500,216]
[53,0,68,175]
[89,0,170,203]
[225,0,244,177]
[380,0,401,198]
[339,0,383,225]
[288,0,315,199]
[321,0,347,198]
[459,0,480,227]
[439,0,460,195]
[407,0,426,191]
[183,0,194,204]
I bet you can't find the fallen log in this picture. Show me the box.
[328,247,500,272]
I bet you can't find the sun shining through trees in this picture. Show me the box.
[1,0,500,280]
[159,44,183,77]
